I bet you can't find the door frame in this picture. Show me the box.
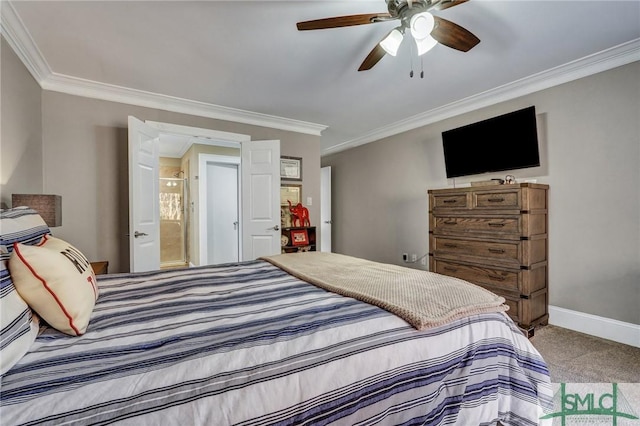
[198,153,242,265]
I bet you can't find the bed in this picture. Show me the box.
[0,208,552,425]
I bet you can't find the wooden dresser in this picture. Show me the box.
[428,183,549,335]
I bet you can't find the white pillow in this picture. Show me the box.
[9,235,98,336]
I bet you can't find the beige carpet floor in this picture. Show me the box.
[529,325,640,417]
[529,325,640,383]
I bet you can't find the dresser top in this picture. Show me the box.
[428,182,549,194]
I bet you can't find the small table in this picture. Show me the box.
[90,261,109,275]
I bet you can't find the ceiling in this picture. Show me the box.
[3,1,639,155]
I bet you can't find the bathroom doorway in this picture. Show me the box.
[159,159,188,268]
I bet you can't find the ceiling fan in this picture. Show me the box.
[296,0,480,71]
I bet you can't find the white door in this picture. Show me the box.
[207,162,239,264]
[320,166,332,252]
[241,140,281,260]
[128,116,160,272]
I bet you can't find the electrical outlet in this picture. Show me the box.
[420,257,427,266]
[411,254,417,262]
[402,253,408,262]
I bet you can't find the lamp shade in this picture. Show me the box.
[11,194,62,227]
[380,28,404,56]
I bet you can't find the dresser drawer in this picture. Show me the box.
[431,193,468,209]
[431,236,547,267]
[473,189,520,209]
[432,237,519,265]
[503,295,521,323]
[504,289,548,328]
[432,259,520,294]
[432,215,521,238]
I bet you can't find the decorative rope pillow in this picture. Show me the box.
[9,235,98,336]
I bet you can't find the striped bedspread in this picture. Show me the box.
[0,260,552,425]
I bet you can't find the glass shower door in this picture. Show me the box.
[159,178,187,267]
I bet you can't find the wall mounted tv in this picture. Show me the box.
[442,106,540,178]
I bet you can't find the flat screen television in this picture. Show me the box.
[442,106,540,178]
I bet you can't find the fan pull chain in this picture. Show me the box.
[420,55,424,78]
[409,41,414,78]
[409,44,414,78]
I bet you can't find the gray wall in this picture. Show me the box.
[323,62,640,325]
[2,36,320,273]
[1,37,43,204]
[39,91,321,273]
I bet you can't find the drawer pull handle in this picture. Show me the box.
[444,266,458,272]
[488,197,505,202]
[443,220,457,225]
[443,199,457,204]
[488,275,506,281]
[444,243,458,248]
[488,223,505,227]
[488,248,505,253]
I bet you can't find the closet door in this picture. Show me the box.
[241,140,281,260]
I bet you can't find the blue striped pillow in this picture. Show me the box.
[0,261,40,375]
[1,207,51,261]
[0,207,48,374]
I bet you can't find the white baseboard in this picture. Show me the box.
[548,305,640,348]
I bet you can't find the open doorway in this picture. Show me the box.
[129,118,282,272]
[157,133,243,267]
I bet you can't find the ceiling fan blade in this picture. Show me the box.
[431,16,480,52]
[358,34,390,71]
[432,0,469,11]
[297,13,392,31]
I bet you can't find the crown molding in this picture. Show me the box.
[41,73,327,136]
[3,0,637,146]
[323,38,640,156]
[1,1,327,137]
[0,1,50,82]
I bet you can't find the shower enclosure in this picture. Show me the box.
[159,176,188,268]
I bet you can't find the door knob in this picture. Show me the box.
[271,225,280,231]
[134,231,148,238]
[324,220,332,224]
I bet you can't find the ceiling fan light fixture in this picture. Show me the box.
[415,34,438,55]
[410,12,437,56]
[379,28,404,56]
[410,12,434,40]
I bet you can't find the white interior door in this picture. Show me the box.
[320,166,332,252]
[241,140,281,260]
[207,162,239,264]
[128,116,160,272]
